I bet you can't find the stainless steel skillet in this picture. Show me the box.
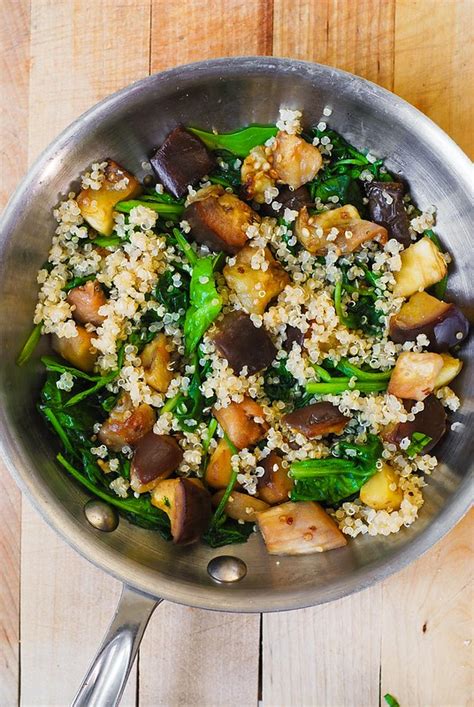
[0,57,472,706]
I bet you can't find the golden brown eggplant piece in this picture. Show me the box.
[257,452,293,505]
[98,393,156,452]
[393,236,447,298]
[77,159,141,235]
[151,478,212,545]
[212,311,277,375]
[52,326,98,373]
[184,186,259,254]
[205,439,234,489]
[66,280,107,327]
[211,490,269,522]
[359,463,403,511]
[140,333,174,393]
[257,501,347,555]
[389,291,469,351]
[223,244,290,315]
[282,402,350,439]
[272,131,323,189]
[213,397,268,450]
[388,351,444,400]
[295,205,387,255]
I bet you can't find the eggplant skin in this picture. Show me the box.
[283,324,305,352]
[173,479,212,545]
[258,185,313,217]
[283,402,349,439]
[212,310,277,374]
[150,126,215,198]
[132,432,183,485]
[365,181,411,247]
[389,291,470,351]
[385,395,447,453]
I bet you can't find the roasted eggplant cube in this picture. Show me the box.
[272,131,323,189]
[384,394,447,453]
[98,393,156,452]
[283,324,305,352]
[151,478,212,545]
[256,501,347,555]
[387,351,444,400]
[52,326,98,373]
[131,432,183,488]
[213,397,268,450]
[205,438,234,489]
[257,451,293,505]
[211,490,269,522]
[258,185,312,216]
[393,236,447,298]
[365,181,411,246]
[359,462,403,511]
[185,188,258,255]
[283,402,349,439]
[212,311,277,374]
[67,280,107,327]
[223,244,290,315]
[150,126,215,198]
[434,353,463,388]
[389,291,469,351]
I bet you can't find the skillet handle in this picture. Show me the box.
[71,584,160,707]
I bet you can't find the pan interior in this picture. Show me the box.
[0,58,472,612]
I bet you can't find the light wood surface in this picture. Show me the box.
[0,1,472,706]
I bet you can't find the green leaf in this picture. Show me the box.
[188,125,278,157]
[17,323,42,366]
[384,694,400,707]
[202,514,255,548]
[306,380,388,395]
[263,358,310,406]
[63,274,96,292]
[173,355,211,432]
[41,355,102,381]
[312,174,364,210]
[115,199,184,218]
[172,227,198,266]
[335,358,392,381]
[184,256,222,355]
[154,268,190,323]
[406,432,432,458]
[425,229,448,300]
[290,435,383,505]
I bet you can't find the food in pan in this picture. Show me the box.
[19,107,468,554]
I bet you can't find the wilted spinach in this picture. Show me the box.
[187,125,278,157]
[184,256,223,355]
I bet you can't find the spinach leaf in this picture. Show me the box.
[208,150,242,190]
[173,356,212,432]
[263,358,311,407]
[154,268,190,324]
[188,125,278,157]
[17,322,42,366]
[115,199,183,219]
[384,694,400,707]
[63,274,96,292]
[311,174,364,211]
[202,514,255,548]
[424,229,448,299]
[290,434,383,505]
[184,256,222,355]
[406,432,432,458]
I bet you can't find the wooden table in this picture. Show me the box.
[1,1,472,705]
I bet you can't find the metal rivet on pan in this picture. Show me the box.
[84,499,119,532]
[207,555,247,583]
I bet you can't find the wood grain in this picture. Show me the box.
[381,509,474,707]
[20,1,151,704]
[273,0,396,89]
[262,587,383,706]
[0,1,30,704]
[140,604,260,706]
[394,0,474,157]
[149,0,273,71]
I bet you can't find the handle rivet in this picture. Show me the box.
[207,555,247,583]
[84,500,119,532]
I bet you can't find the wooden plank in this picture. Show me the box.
[149,0,273,70]
[394,0,474,157]
[273,0,396,89]
[0,1,30,704]
[381,509,473,707]
[139,603,261,707]
[21,1,151,704]
[139,3,270,705]
[262,587,383,706]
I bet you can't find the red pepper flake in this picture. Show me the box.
[286,516,294,525]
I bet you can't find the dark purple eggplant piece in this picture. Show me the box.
[283,324,305,352]
[132,432,183,484]
[384,394,446,453]
[389,291,470,351]
[185,190,257,254]
[172,479,212,545]
[365,181,411,246]
[150,126,215,198]
[258,185,313,216]
[282,402,349,439]
[212,310,276,374]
